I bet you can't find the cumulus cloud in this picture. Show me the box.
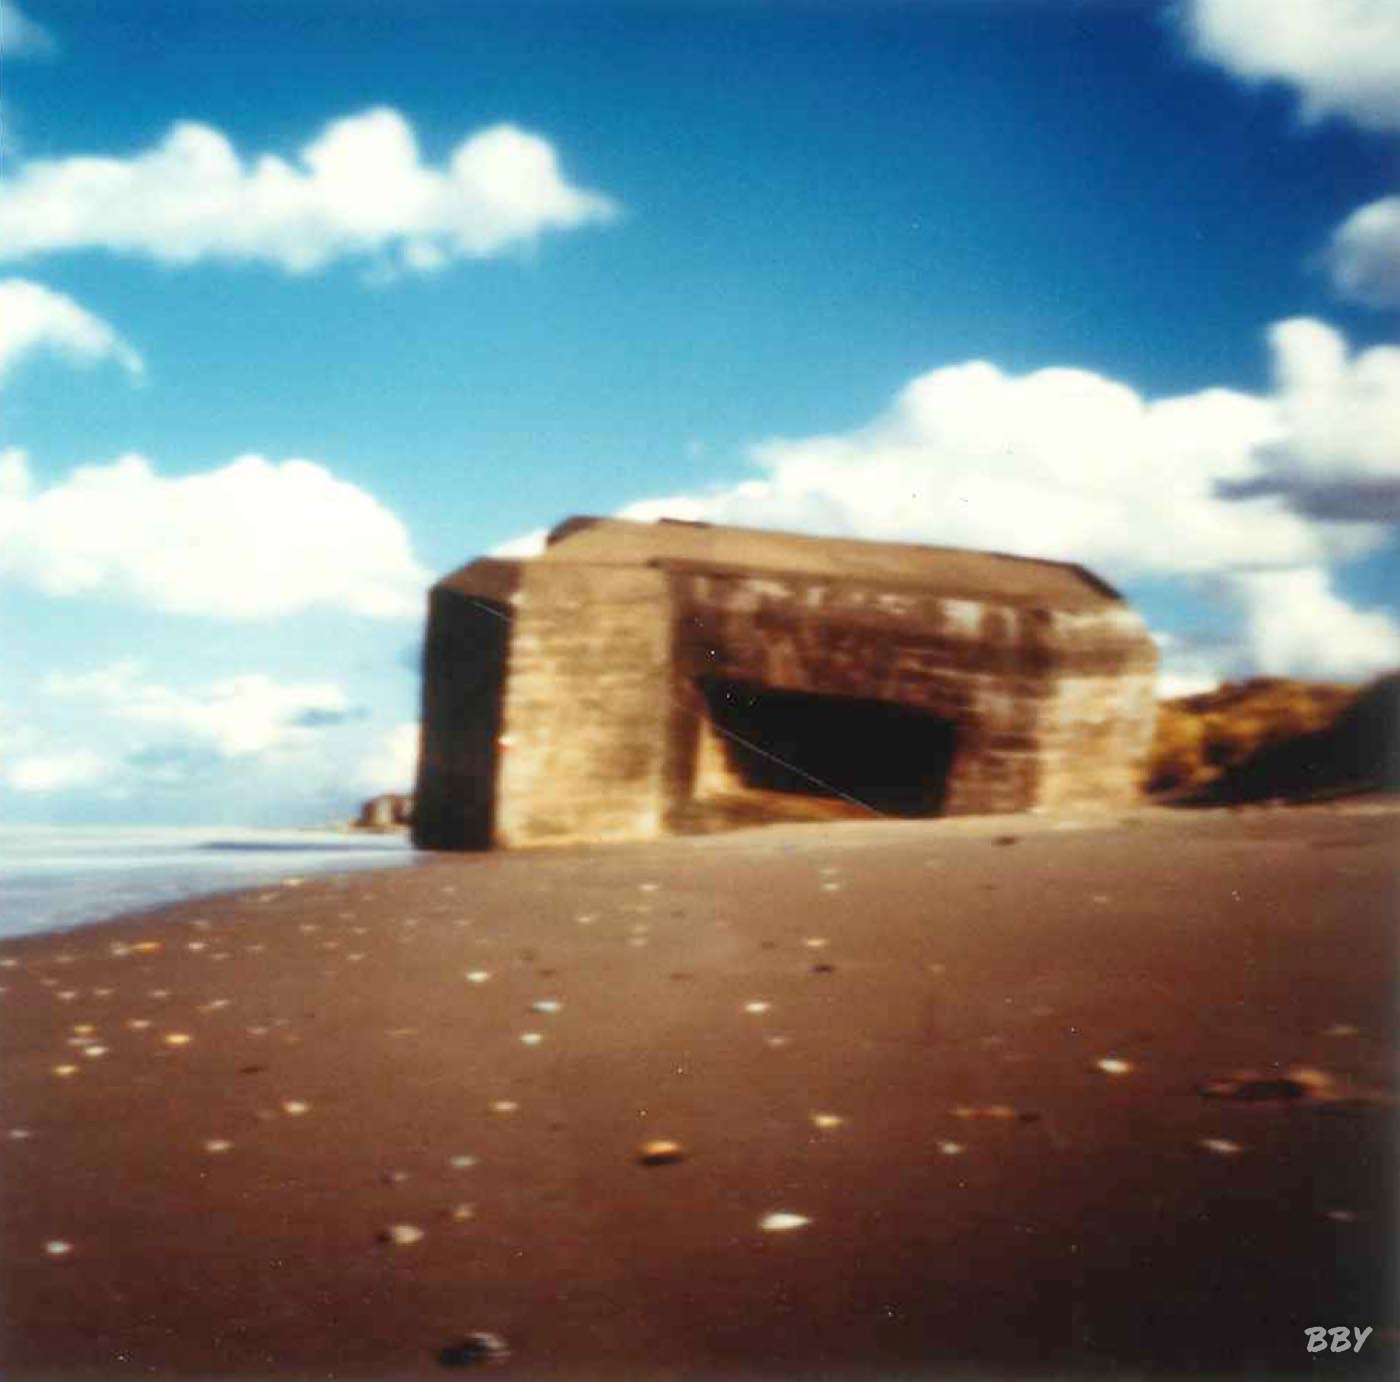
[0,278,143,382]
[0,0,55,58]
[1328,195,1400,308]
[0,448,430,617]
[357,722,420,795]
[1183,0,1400,132]
[6,749,106,793]
[1227,566,1400,679]
[618,317,1396,580]
[44,661,353,758]
[1227,319,1400,521]
[0,107,617,275]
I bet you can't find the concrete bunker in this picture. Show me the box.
[413,516,1158,850]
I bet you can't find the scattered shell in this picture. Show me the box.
[937,1141,966,1156]
[8,1127,33,1140]
[72,1023,95,1035]
[820,882,842,893]
[204,1139,233,1154]
[519,1032,544,1047]
[765,1036,791,1048]
[759,1212,811,1233]
[55,990,78,1002]
[1199,1137,1244,1156]
[449,1155,479,1169]
[44,1240,73,1257]
[376,1223,424,1247]
[281,1100,310,1117]
[743,1001,771,1015]
[52,1065,78,1078]
[1094,1057,1134,1076]
[529,999,562,1015]
[465,970,492,985]
[810,1113,845,1130]
[637,1139,686,1166]
[489,1100,519,1115]
[436,1332,510,1367]
[803,937,829,949]
[575,914,596,926]
[186,941,206,952]
[81,1045,108,1059]
[149,988,170,999]
[163,1032,193,1048]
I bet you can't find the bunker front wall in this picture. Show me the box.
[660,564,1158,822]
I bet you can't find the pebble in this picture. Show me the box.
[449,1155,479,1169]
[281,1100,311,1116]
[759,1212,811,1233]
[465,971,492,984]
[163,1032,193,1047]
[1094,1057,1134,1076]
[436,1332,511,1367]
[445,1204,477,1222]
[52,1065,78,1078]
[810,1113,845,1130]
[1199,1137,1244,1156]
[743,1001,771,1015]
[637,1139,686,1166]
[376,1223,425,1247]
[529,999,562,1015]
[204,1139,233,1154]
[489,1100,519,1115]
[519,1032,544,1047]
[937,1141,966,1156]
[8,1128,33,1140]
[44,1240,73,1257]
[81,1045,107,1059]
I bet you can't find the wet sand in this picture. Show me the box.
[1,803,1396,1380]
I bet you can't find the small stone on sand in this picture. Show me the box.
[744,1001,771,1015]
[759,1212,811,1233]
[377,1223,424,1247]
[449,1155,478,1169]
[489,1100,519,1115]
[519,1032,544,1047]
[52,1065,78,1078]
[637,1139,686,1166]
[465,970,492,984]
[281,1100,310,1116]
[938,1141,966,1156]
[163,1033,193,1047]
[529,999,562,1014]
[44,1240,73,1257]
[437,1332,510,1367]
[1199,1137,1244,1155]
[811,1113,844,1130]
[204,1139,233,1154]
[1095,1057,1134,1076]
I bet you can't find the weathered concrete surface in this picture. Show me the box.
[415,518,1158,851]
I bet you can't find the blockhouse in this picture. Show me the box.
[412,516,1158,849]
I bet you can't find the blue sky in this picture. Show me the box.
[1,0,1398,825]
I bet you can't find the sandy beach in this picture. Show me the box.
[1,803,1395,1380]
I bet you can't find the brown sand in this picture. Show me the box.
[1,804,1396,1380]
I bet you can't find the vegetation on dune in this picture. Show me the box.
[1148,673,1400,803]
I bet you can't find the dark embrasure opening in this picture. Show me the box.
[697,678,958,817]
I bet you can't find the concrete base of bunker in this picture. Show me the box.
[697,678,958,817]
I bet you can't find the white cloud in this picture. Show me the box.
[357,722,420,795]
[1328,195,1400,308]
[1183,0,1400,132]
[0,449,429,617]
[617,318,1395,581]
[0,107,617,274]
[0,1,55,59]
[6,749,106,794]
[1228,567,1400,679]
[0,278,143,382]
[1237,318,1400,520]
[44,661,353,759]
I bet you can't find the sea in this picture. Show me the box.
[0,826,417,942]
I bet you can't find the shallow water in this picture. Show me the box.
[0,826,415,940]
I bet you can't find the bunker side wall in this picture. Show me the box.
[494,564,673,848]
[412,564,520,850]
